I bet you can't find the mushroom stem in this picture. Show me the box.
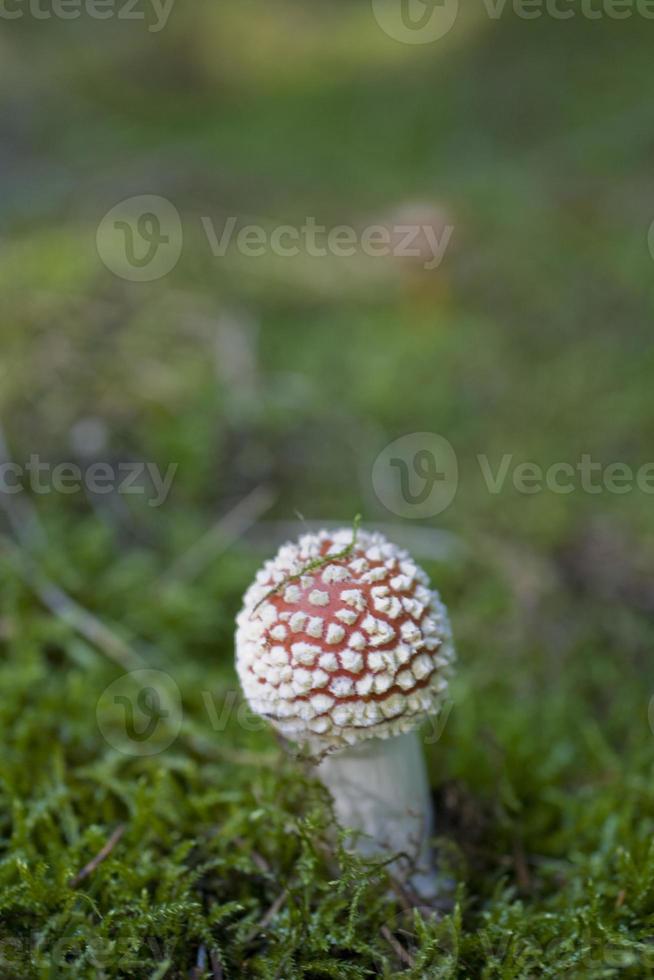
[316,730,440,898]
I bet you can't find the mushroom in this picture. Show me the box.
[235,526,455,897]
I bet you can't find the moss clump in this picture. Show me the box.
[1,528,654,978]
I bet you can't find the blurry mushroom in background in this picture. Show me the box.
[235,526,455,899]
[383,200,455,310]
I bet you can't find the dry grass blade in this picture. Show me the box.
[2,536,144,671]
[380,923,415,967]
[243,889,288,944]
[69,824,126,888]
[157,484,277,588]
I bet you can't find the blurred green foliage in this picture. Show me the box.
[1,4,654,977]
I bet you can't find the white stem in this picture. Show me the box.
[316,730,439,898]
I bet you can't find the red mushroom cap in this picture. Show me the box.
[235,528,455,753]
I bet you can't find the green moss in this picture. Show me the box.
[2,7,654,976]
[1,527,653,977]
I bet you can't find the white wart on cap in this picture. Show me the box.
[235,527,455,754]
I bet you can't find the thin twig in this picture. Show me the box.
[243,889,288,944]
[3,536,144,671]
[233,836,270,874]
[157,485,276,589]
[69,824,126,888]
[388,876,414,914]
[37,577,143,671]
[3,485,274,671]
[512,837,532,893]
[209,949,224,979]
[380,924,415,968]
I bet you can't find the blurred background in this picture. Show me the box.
[1,3,654,976]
